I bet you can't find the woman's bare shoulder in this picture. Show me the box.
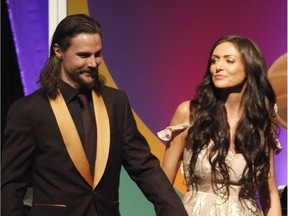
[170,100,191,125]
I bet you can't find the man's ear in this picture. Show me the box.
[53,43,63,59]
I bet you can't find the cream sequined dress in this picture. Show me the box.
[157,122,282,216]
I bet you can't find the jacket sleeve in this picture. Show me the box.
[1,100,36,216]
[120,93,188,216]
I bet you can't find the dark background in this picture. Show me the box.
[1,0,24,147]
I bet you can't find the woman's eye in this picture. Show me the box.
[211,59,217,64]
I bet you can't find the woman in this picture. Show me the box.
[158,35,282,215]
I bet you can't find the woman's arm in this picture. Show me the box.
[259,149,282,216]
[162,101,191,184]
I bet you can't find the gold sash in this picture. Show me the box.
[49,90,110,189]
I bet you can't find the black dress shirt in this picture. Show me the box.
[59,81,96,145]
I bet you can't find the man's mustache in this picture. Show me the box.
[79,69,98,77]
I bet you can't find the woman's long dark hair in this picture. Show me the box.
[186,35,278,208]
[39,14,105,99]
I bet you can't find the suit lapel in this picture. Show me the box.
[92,91,110,189]
[49,91,110,189]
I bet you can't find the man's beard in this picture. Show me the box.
[78,69,99,90]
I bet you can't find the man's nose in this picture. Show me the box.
[87,56,101,68]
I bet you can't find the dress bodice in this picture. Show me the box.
[182,142,246,192]
[157,122,282,216]
[181,143,262,216]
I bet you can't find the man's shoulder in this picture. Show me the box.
[102,86,127,97]
[10,88,46,107]
[100,86,131,108]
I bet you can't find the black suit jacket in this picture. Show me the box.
[1,86,187,216]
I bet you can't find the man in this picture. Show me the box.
[1,14,187,216]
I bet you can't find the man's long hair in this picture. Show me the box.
[186,35,278,208]
[39,14,105,99]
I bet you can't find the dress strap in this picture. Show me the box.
[273,104,283,154]
[275,139,283,154]
[157,122,191,141]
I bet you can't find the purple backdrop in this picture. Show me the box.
[6,0,287,189]
[89,0,287,186]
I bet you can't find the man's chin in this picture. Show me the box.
[79,79,95,90]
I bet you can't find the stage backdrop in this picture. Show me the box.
[6,0,287,215]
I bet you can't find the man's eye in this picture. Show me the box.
[78,53,90,58]
[95,51,102,58]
